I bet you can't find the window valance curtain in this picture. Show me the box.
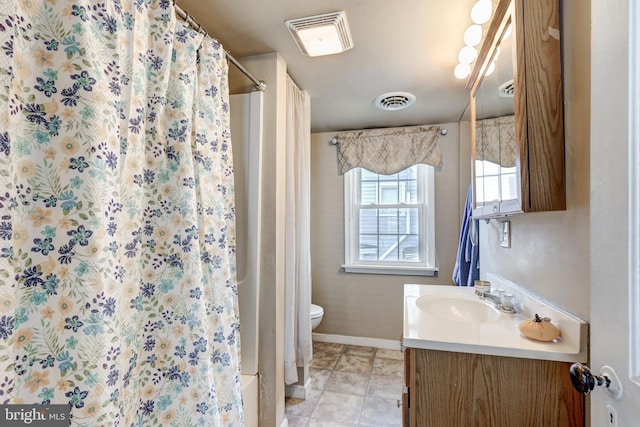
[334,125,443,175]
[475,115,516,167]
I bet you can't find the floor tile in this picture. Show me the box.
[286,414,309,427]
[313,342,344,354]
[334,354,374,375]
[310,350,341,370]
[359,396,403,427]
[375,348,404,361]
[311,391,364,424]
[307,419,357,427]
[371,356,403,377]
[343,345,376,357]
[285,388,322,417]
[366,374,403,399]
[309,368,332,390]
[325,371,369,395]
[303,341,406,426]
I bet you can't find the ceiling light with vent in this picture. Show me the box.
[285,11,354,57]
[373,92,416,111]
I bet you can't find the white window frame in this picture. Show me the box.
[343,164,438,276]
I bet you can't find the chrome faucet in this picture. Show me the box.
[474,281,518,314]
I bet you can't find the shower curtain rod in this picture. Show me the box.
[174,2,267,92]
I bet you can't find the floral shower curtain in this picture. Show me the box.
[0,1,243,425]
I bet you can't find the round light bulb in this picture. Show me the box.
[454,63,471,79]
[463,24,483,47]
[458,45,477,64]
[471,0,493,25]
[485,61,496,76]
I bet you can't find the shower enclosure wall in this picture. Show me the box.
[230,91,263,427]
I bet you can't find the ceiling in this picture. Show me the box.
[176,0,477,133]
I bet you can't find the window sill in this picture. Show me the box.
[342,265,438,277]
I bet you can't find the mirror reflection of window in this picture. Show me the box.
[500,166,517,201]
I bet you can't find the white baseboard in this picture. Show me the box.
[284,377,311,399]
[312,333,402,350]
[280,418,288,427]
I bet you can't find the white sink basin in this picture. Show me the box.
[416,295,500,323]
[403,277,589,363]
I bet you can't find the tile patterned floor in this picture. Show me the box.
[285,342,404,427]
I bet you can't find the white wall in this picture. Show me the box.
[310,122,464,341]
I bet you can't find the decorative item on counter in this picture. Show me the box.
[519,314,561,342]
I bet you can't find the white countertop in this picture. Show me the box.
[403,281,588,363]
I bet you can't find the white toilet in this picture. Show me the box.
[310,304,324,330]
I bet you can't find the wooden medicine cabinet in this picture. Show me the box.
[468,0,565,218]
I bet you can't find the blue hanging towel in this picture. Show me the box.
[452,185,480,286]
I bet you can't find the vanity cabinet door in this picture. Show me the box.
[412,349,584,427]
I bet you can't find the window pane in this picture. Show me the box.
[359,209,378,234]
[379,208,398,234]
[399,208,418,234]
[359,235,378,260]
[361,168,378,181]
[501,167,518,201]
[404,180,418,204]
[379,235,399,260]
[400,235,420,262]
[361,181,377,204]
[476,176,486,204]
[379,172,398,181]
[380,185,398,204]
[398,166,416,180]
[483,175,500,203]
[483,160,500,175]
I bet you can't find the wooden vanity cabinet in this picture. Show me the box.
[402,348,584,427]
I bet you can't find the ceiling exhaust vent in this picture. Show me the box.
[285,11,353,57]
[499,79,515,97]
[373,92,416,111]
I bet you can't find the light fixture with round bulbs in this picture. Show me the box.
[471,0,493,25]
[463,24,483,47]
[453,0,494,81]
[454,63,471,80]
[458,46,477,64]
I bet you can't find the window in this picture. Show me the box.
[343,164,437,276]
[475,159,517,205]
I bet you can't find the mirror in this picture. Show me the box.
[470,1,518,217]
[469,0,565,218]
